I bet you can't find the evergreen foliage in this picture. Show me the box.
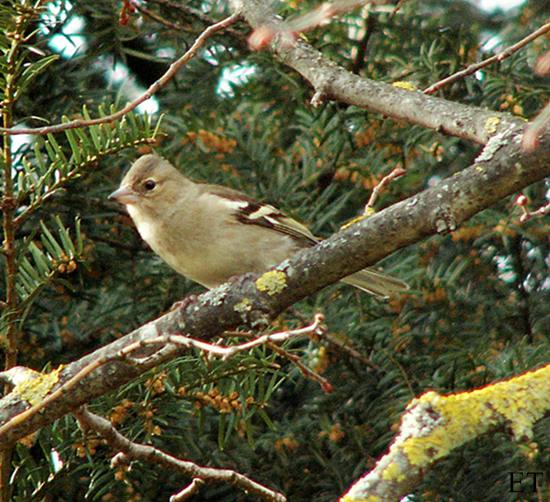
[0,0,548,500]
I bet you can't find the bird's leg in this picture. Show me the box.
[226,272,256,287]
[170,294,198,312]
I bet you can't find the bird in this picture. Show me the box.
[108,154,409,298]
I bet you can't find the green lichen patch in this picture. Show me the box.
[234,297,252,313]
[13,366,63,406]
[381,461,404,482]
[255,270,287,296]
[484,116,501,134]
[401,363,550,468]
[341,495,380,502]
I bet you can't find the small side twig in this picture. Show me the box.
[351,13,376,75]
[145,0,246,41]
[389,0,408,20]
[267,342,333,393]
[515,194,550,223]
[171,479,205,502]
[0,13,241,136]
[324,333,381,372]
[424,21,550,95]
[131,0,183,30]
[364,166,406,213]
[221,327,333,391]
[136,313,325,362]
[340,166,406,230]
[0,314,325,439]
[75,407,285,502]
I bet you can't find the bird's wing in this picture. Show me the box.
[204,184,318,247]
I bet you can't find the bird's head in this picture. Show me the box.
[109,154,190,214]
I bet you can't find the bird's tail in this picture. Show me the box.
[341,268,409,298]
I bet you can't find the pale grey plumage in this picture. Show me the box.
[109,154,409,297]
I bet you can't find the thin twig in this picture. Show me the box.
[0,13,241,136]
[523,202,550,222]
[171,479,205,502]
[515,194,550,223]
[365,166,406,212]
[267,343,333,393]
[75,407,286,502]
[389,0,408,20]
[131,0,183,30]
[145,0,246,41]
[324,333,381,372]
[0,314,325,439]
[339,166,406,230]
[424,21,550,94]
[222,327,333,391]
[351,13,376,75]
[0,4,36,497]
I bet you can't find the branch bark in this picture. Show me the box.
[75,407,286,502]
[235,0,522,144]
[0,122,548,447]
[341,362,550,501]
[424,21,550,94]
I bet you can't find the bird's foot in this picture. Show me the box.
[170,294,198,312]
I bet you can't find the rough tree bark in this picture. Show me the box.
[0,7,548,501]
[0,119,548,446]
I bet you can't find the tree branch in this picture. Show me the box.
[341,362,550,501]
[424,21,550,95]
[237,0,522,144]
[0,122,548,447]
[75,407,286,502]
[146,0,246,42]
[0,14,241,136]
[0,315,325,440]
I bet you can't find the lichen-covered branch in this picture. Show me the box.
[235,0,522,144]
[0,122,547,447]
[341,363,550,501]
[0,315,324,440]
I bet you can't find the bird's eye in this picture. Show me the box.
[143,179,156,191]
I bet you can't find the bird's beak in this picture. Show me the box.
[108,186,139,205]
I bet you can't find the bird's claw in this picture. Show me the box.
[170,294,198,312]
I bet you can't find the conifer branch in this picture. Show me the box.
[145,0,246,41]
[75,407,286,502]
[236,0,522,144]
[130,0,183,31]
[0,2,49,496]
[341,363,550,501]
[424,21,550,95]
[0,315,325,439]
[0,13,240,136]
[0,122,547,447]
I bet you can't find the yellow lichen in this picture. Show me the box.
[484,116,500,134]
[341,213,367,230]
[13,366,63,406]
[392,81,417,91]
[255,270,287,296]
[381,461,404,482]
[234,297,252,313]
[401,363,550,467]
[340,496,380,502]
